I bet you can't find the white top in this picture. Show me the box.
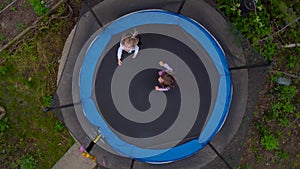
[117,43,139,60]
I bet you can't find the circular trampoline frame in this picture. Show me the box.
[78,10,232,163]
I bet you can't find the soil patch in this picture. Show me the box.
[0,0,64,49]
[0,0,37,46]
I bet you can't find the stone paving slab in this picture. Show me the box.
[52,142,96,169]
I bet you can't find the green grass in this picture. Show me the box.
[17,154,38,169]
[0,4,4,11]
[9,6,17,12]
[17,22,26,31]
[0,16,74,169]
[0,34,6,42]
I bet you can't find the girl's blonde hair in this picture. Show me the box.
[121,30,139,47]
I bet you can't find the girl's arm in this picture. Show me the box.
[159,61,173,72]
[163,63,173,72]
[117,44,123,65]
[155,86,170,92]
[132,45,139,58]
[117,44,123,60]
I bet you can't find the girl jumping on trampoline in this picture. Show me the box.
[155,61,176,92]
[117,31,140,66]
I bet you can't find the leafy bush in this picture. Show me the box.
[261,134,279,150]
[19,155,38,169]
[0,34,6,42]
[0,66,8,75]
[0,116,9,132]
[279,86,297,101]
[28,0,49,16]
[275,150,289,160]
[278,118,289,127]
[55,121,64,132]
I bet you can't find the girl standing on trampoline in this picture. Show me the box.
[117,31,140,66]
[155,61,176,92]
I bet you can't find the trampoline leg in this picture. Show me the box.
[85,131,102,153]
[83,0,103,27]
[85,141,95,153]
[208,142,233,169]
[130,159,135,169]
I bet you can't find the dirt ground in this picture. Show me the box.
[0,0,36,47]
[0,0,64,48]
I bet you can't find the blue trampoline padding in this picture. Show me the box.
[79,10,232,163]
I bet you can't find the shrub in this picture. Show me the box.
[261,134,279,150]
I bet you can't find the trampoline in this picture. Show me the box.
[72,10,232,163]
